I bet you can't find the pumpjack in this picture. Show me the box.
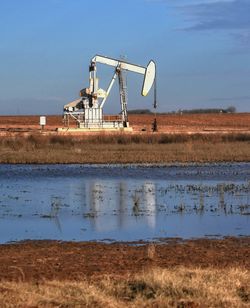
[62,55,156,131]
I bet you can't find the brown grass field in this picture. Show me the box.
[0,113,250,163]
[0,267,249,307]
[0,237,249,307]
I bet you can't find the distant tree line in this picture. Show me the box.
[176,106,236,114]
[127,106,237,115]
[127,109,153,114]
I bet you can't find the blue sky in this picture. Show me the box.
[0,0,249,115]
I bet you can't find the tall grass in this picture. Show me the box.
[0,267,249,307]
[0,133,249,163]
[1,132,250,147]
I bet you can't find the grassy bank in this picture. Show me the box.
[0,267,249,307]
[0,133,250,163]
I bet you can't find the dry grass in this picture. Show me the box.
[0,133,250,163]
[0,267,249,307]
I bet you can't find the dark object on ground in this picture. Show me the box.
[152,118,158,132]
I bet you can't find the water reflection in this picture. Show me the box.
[50,196,62,233]
[143,183,156,228]
[82,181,157,232]
[0,165,249,243]
[118,182,127,228]
[198,191,205,215]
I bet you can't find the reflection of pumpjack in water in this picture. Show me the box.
[218,184,227,214]
[48,197,62,233]
[143,183,156,229]
[118,182,128,229]
[131,183,156,229]
[89,183,103,216]
[132,191,140,216]
[88,182,131,232]
[88,182,119,232]
[86,181,157,232]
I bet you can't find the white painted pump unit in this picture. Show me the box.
[63,54,156,131]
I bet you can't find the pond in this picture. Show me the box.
[0,163,249,243]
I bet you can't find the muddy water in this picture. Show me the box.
[0,164,249,243]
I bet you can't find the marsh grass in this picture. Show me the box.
[0,133,250,163]
[0,267,249,307]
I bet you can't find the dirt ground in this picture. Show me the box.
[0,237,249,282]
[0,113,250,134]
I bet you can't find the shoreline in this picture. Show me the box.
[1,161,250,165]
[0,236,249,282]
[0,236,250,281]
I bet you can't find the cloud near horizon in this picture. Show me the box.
[178,0,250,31]
[158,0,250,51]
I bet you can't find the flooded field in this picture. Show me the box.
[0,164,249,243]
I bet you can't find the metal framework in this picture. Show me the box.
[63,55,156,130]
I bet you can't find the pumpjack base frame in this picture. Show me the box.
[57,126,133,133]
